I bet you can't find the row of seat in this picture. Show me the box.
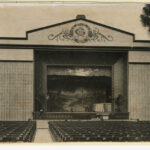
[0,121,36,142]
[48,121,150,142]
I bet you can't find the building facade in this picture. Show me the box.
[0,15,150,121]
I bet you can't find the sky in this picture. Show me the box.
[0,2,149,40]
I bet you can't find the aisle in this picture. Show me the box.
[34,120,53,143]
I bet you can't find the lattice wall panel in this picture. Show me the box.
[0,62,33,121]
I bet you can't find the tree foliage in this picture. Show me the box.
[141,4,150,31]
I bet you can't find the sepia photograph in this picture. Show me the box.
[0,1,150,143]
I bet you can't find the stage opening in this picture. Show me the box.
[46,66,112,112]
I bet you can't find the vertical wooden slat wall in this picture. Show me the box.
[113,55,128,112]
[128,51,150,120]
[128,64,150,120]
[0,62,33,121]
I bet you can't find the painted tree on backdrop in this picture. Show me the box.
[141,4,150,32]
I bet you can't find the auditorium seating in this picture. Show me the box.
[48,121,150,142]
[0,121,36,142]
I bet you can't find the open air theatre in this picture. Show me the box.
[0,14,150,142]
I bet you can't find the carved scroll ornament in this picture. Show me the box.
[48,23,113,43]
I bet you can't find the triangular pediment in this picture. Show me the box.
[0,15,135,47]
[27,17,134,46]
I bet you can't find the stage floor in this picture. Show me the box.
[33,112,129,120]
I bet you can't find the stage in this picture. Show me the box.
[33,112,129,120]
